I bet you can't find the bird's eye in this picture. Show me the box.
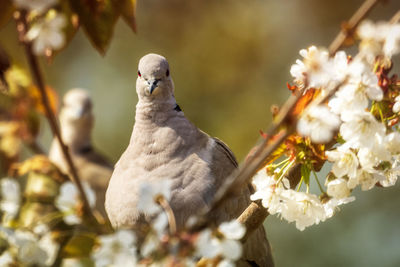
[166,69,170,77]
[138,71,141,77]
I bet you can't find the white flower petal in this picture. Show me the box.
[218,220,246,240]
[220,239,242,261]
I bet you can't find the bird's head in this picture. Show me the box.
[136,53,174,101]
[60,88,93,126]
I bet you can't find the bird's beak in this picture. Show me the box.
[148,79,160,95]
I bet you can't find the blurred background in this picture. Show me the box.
[1,0,400,266]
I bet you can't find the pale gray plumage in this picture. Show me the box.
[105,54,273,266]
[49,89,113,221]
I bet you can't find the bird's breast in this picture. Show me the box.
[106,115,217,228]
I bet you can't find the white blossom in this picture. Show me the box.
[326,178,351,199]
[141,233,159,258]
[250,169,283,210]
[12,0,58,14]
[0,251,14,266]
[217,259,236,267]
[270,189,327,231]
[219,238,243,261]
[153,212,169,237]
[218,220,246,240]
[93,230,137,267]
[26,11,66,56]
[290,46,333,88]
[385,132,400,156]
[326,146,359,182]
[195,229,220,259]
[373,162,400,187]
[349,59,383,101]
[195,219,244,262]
[33,224,50,236]
[393,96,400,113]
[323,196,355,218]
[0,178,21,223]
[55,181,96,225]
[7,230,58,266]
[356,170,380,191]
[290,59,307,87]
[38,233,59,266]
[329,84,367,119]
[329,59,382,120]
[356,132,391,172]
[137,179,172,216]
[358,20,400,60]
[340,111,386,149]
[297,104,340,143]
[332,51,349,82]
[383,24,400,57]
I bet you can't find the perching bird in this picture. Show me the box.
[49,89,113,222]
[105,54,273,266]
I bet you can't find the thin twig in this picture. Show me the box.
[329,0,382,55]
[13,11,99,226]
[157,196,177,235]
[238,201,268,242]
[390,10,400,24]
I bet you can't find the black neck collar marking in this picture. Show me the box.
[79,145,93,154]
[174,104,182,112]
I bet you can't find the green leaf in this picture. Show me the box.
[68,0,120,55]
[113,0,137,32]
[62,234,96,257]
[25,172,60,202]
[0,0,14,29]
[18,202,61,228]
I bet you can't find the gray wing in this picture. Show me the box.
[211,137,274,267]
[77,146,114,169]
[213,137,238,168]
[71,149,113,220]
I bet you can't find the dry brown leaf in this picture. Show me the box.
[29,85,59,115]
[11,155,68,183]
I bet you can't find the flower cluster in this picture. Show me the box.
[358,20,400,63]
[0,176,60,266]
[55,181,96,225]
[0,178,21,225]
[0,171,248,266]
[251,169,354,231]
[195,220,245,266]
[92,230,137,267]
[12,0,66,56]
[252,20,400,231]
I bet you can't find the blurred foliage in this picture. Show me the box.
[0,0,400,266]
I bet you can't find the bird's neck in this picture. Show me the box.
[134,97,178,124]
[61,121,93,152]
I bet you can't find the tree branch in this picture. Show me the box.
[227,0,382,245]
[14,11,99,226]
[390,10,400,24]
[329,0,383,55]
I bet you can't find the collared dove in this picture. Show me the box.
[49,89,113,221]
[105,54,273,266]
